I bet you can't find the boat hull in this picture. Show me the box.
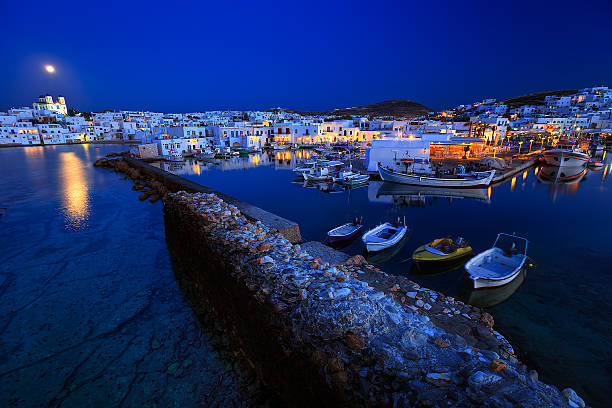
[412,242,472,263]
[469,264,526,289]
[378,166,495,188]
[543,150,589,167]
[362,223,408,252]
[327,225,363,243]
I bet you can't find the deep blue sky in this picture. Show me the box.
[2,0,611,112]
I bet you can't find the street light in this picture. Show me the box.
[529,139,534,153]
[518,141,523,155]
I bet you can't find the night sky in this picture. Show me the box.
[2,0,611,112]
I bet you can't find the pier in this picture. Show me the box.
[93,155,584,407]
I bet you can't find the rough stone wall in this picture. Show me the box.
[162,190,586,408]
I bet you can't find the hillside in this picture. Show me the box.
[503,89,577,107]
[272,100,433,118]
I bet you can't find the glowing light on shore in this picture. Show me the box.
[45,64,56,73]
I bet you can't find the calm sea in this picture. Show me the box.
[162,149,612,407]
[0,145,271,407]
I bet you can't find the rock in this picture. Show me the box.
[468,371,502,387]
[259,255,274,264]
[167,362,180,375]
[330,370,348,390]
[432,337,450,348]
[489,359,508,373]
[93,158,112,167]
[479,312,494,328]
[256,242,271,252]
[345,333,366,350]
[528,369,538,382]
[562,388,585,408]
[149,195,160,203]
[343,254,366,266]
[425,372,453,387]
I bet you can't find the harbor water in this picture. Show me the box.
[0,145,610,407]
[161,150,612,407]
[0,145,273,407]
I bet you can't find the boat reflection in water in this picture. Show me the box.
[459,268,527,308]
[365,235,407,265]
[368,181,491,206]
[410,254,474,276]
[537,165,587,201]
[538,165,587,184]
[295,180,345,193]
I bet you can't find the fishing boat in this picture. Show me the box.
[361,218,408,252]
[332,164,358,182]
[164,154,184,162]
[342,174,369,186]
[412,237,472,264]
[195,149,216,160]
[543,138,590,167]
[378,165,495,188]
[272,144,289,151]
[465,233,529,289]
[301,161,343,180]
[327,217,363,243]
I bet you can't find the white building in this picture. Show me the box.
[33,95,67,115]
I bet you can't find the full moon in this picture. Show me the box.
[44,65,55,73]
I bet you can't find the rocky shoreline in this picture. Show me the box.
[94,155,587,407]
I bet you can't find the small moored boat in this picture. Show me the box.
[164,154,184,162]
[412,237,472,264]
[465,233,528,289]
[362,218,408,252]
[343,173,369,186]
[327,217,363,243]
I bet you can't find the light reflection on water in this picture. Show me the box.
[59,151,90,230]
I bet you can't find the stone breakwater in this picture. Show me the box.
[94,156,586,407]
[161,190,585,408]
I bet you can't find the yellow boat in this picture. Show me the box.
[412,237,472,263]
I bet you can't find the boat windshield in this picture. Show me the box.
[493,233,528,256]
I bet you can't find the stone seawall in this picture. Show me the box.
[95,156,586,407]
[162,191,583,407]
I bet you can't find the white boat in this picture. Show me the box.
[293,160,318,176]
[164,154,184,162]
[543,138,590,167]
[300,160,343,180]
[272,144,289,151]
[303,168,332,181]
[332,166,359,182]
[378,165,495,188]
[465,233,528,289]
[361,220,408,252]
[327,218,363,243]
[343,174,369,186]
